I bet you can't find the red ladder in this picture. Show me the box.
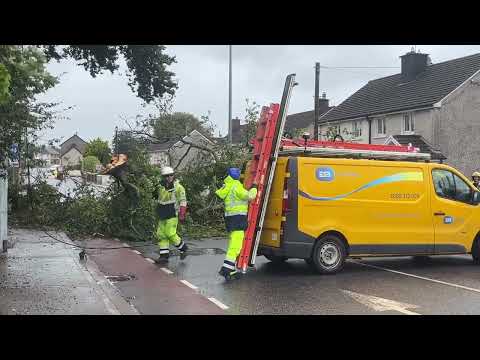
[237,74,297,273]
[237,104,280,272]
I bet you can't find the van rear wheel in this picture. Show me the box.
[312,234,347,274]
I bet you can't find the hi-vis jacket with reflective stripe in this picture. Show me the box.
[215,176,257,217]
[157,180,187,213]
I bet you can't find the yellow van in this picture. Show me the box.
[257,156,480,274]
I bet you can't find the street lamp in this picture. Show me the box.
[228,45,232,143]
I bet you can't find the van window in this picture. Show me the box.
[453,173,472,203]
[432,169,472,204]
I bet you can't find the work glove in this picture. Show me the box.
[248,187,258,201]
[179,206,187,223]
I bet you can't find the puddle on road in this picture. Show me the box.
[192,248,225,256]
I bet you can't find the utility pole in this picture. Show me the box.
[228,45,232,143]
[314,62,320,140]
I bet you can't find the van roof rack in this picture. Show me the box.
[279,138,432,161]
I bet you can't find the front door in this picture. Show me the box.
[430,168,477,253]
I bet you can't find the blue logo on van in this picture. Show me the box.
[444,216,454,224]
[316,167,335,182]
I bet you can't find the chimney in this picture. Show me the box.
[318,92,329,114]
[232,117,240,130]
[400,49,430,82]
[231,117,241,143]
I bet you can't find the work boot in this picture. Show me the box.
[155,253,169,264]
[219,267,240,281]
[178,242,189,260]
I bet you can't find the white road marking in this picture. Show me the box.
[131,250,142,255]
[161,267,174,274]
[75,263,120,315]
[180,280,198,290]
[342,289,420,315]
[145,258,155,264]
[208,297,229,310]
[351,260,480,295]
[122,243,130,248]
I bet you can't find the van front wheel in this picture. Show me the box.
[312,235,347,274]
[473,237,480,264]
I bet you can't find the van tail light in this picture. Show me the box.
[282,178,291,214]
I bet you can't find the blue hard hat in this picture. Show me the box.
[228,168,241,180]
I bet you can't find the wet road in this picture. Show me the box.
[128,238,480,315]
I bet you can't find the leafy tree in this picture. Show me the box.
[0,63,10,104]
[82,155,100,173]
[84,138,111,165]
[241,98,260,145]
[152,112,215,140]
[38,45,178,103]
[113,130,146,156]
[0,45,60,164]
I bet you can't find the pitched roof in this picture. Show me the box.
[392,135,447,160]
[59,134,87,147]
[60,143,83,157]
[322,53,480,123]
[147,140,177,152]
[285,107,333,132]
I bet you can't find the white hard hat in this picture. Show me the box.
[473,171,480,178]
[161,166,174,176]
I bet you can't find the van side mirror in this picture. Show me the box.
[472,191,480,205]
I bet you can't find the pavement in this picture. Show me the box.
[0,228,137,315]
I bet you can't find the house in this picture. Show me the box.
[146,130,215,170]
[318,50,480,176]
[146,140,176,167]
[284,93,334,136]
[169,130,215,171]
[59,134,87,167]
[35,146,60,166]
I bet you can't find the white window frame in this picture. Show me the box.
[376,117,386,136]
[403,112,415,134]
[351,121,362,138]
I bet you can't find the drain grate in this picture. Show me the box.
[105,273,137,282]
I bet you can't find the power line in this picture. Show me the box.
[320,66,399,69]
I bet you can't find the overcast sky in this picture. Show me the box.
[37,45,480,145]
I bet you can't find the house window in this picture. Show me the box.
[352,121,362,138]
[377,118,386,135]
[403,113,415,133]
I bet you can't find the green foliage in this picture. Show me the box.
[39,45,177,103]
[0,63,10,104]
[0,45,61,163]
[82,155,100,173]
[85,138,111,165]
[241,99,260,145]
[153,112,214,140]
[113,130,146,156]
[178,144,249,229]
